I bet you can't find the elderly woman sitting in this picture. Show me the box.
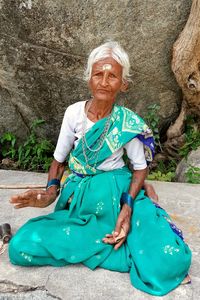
[9,41,191,296]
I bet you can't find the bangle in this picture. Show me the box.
[46,178,60,190]
[120,192,134,210]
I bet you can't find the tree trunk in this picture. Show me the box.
[163,0,200,159]
[172,0,200,116]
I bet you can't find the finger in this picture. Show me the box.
[102,237,113,243]
[114,217,123,237]
[114,237,126,250]
[10,195,20,201]
[102,234,113,239]
[10,197,28,204]
[10,191,33,202]
[105,234,113,238]
[11,190,45,201]
[14,203,31,209]
[13,199,30,206]
[10,194,26,202]
[102,236,116,244]
[115,227,127,240]
[122,223,130,236]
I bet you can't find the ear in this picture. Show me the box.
[120,81,128,92]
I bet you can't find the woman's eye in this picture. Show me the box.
[109,74,116,78]
[94,72,102,76]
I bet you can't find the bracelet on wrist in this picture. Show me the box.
[46,179,60,194]
[120,192,134,210]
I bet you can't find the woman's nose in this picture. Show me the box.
[100,72,109,86]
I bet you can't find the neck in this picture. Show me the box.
[87,98,114,121]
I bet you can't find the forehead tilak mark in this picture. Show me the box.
[102,64,112,71]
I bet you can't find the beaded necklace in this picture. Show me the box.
[82,100,113,168]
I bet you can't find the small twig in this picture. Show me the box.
[0,184,46,189]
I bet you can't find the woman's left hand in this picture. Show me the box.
[102,204,132,250]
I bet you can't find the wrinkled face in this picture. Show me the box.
[89,57,126,103]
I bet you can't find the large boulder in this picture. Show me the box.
[176,148,200,182]
[0,0,191,143]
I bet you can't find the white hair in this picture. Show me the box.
[84,41,131,82]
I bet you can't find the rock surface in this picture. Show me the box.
[176,148,200,182]
[0,0,191,142]
[0,170,199,299]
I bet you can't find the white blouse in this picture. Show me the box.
[54,101,147,171]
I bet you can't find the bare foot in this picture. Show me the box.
[144,183,159,202]
[181,275,191,285]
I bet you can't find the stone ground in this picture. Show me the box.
[0,170,199,300]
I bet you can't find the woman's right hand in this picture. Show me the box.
[10,187,58,209]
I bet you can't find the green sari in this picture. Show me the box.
[9,105,191,296]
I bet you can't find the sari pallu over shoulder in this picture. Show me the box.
[55,104,154,211]
[68,105,155,176]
